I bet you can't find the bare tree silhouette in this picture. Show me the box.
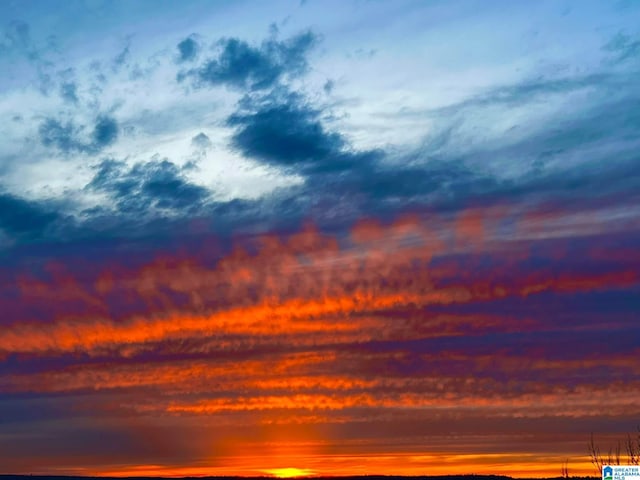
[589,427,640,474]
[561,458,570,479]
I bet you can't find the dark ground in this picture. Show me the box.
[0,475,600,480]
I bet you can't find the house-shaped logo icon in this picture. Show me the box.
[603,466,613,480]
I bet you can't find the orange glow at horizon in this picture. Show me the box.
[45,452,601,478]
[266,467,316,478]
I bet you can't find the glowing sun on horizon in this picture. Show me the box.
[266,467,314,478]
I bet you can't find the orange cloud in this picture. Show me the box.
[2,205,639,478]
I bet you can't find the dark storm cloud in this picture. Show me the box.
[86,157,211,214]
[92,115,119,147]
[223,85,465,226]
[228,90,356,172]
[176,35,199,62]
[180,30,318,91]
[222,86,503,228]
[38,115,119,155]
[0,192,59,238]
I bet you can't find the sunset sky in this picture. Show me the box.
[1,0,640,477]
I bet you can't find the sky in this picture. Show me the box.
[0,0,639,477]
